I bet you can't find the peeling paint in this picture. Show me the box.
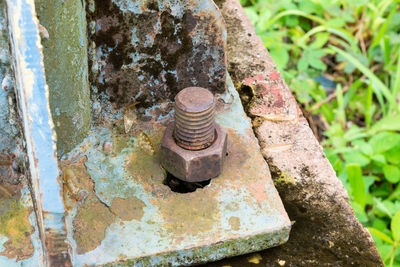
[6,0,71,265]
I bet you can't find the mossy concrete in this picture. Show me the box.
[35,0,91,156]
[212,0,383,266]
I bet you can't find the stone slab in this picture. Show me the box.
[211,0,384,266]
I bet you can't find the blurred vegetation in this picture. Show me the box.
[239,0,400,265]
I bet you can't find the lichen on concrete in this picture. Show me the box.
[35,0,91,156]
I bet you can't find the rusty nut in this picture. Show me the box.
[160,122,227,183]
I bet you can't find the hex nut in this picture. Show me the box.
[160,122,227,183]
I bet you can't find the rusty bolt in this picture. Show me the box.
[160,87,227,183]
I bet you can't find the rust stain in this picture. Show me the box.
[0,188,34,261]
[62,156,94,203]
[113,135,131,154]
[124,131,164,186]
[45,230,72,266]
[159,191,218,237]
[72,194,115,254]
[109,197,145,222]
[229,216,240,231]
[246,179,268,204]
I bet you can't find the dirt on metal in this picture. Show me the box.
[0,184,34,261]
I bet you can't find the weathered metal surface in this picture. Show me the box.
[0,2,44,266]
[87,0,227,109]
[0,0,23,186]
[6,0,71,265]
[0,183,45,267]
[161,122,227,182]
[174,87,217,150]
[61,76,290,266]
[35,0,91,156]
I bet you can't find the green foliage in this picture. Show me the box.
[241,0,400,265]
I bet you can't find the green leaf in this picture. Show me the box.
[244,7,259,25]
[372,218,388,232]
[297,56,309,72]
[311,32,330,49]
[369,132,400,154]
[268,46,289,70]
[374,198,395,217]
[386,147,400,165]
[392,46,400,97]
[329,45,396,112]
[351,201,368,223]
[343,151,370,167]
[347,164,366,209]
[353,140,373,156]
[368,227,394,245]
[389,184,400,201]
[363,175,376,194]
[370,7,396,49]
[383,164,400,183]
[371,154,386,166]
[369,115,400,134]
[392,211,400,241]
[257,10,273,31]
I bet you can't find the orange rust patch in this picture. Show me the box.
[124,131,165,187]
[158,191,218,237]
[246,179,268,204]
[73,195,115,254]
[229,216,241,231]
[109,197,145,221]
[62,156,94,203]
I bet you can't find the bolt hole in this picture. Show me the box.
[163,172,211,194]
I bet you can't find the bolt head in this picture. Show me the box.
[160,122,227,183]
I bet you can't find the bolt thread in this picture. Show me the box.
[173,87,216,150]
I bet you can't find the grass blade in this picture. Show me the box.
[330,45,396,112]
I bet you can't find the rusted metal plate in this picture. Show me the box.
[88,0,227,108]
[61,76,291,266]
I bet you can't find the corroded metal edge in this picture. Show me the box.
[105,226,290,266]
[6,0,71,265]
